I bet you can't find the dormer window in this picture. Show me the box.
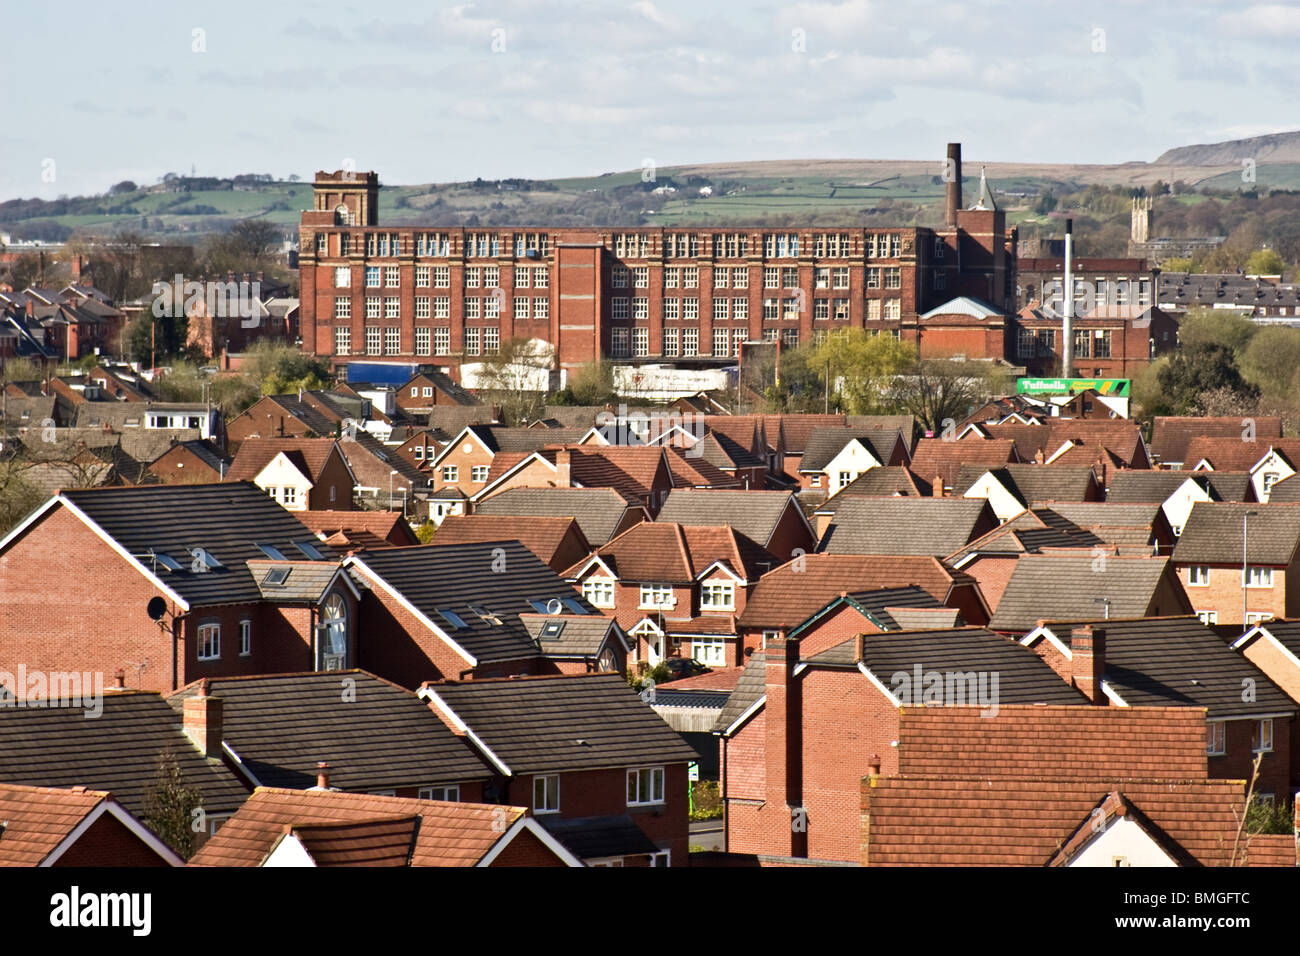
[639,584,674,610]
[700,581,735,611]
[582,576,615,608]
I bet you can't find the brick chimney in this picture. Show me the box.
[932,474,945,497]
[182,679,223,758]
[854,633,865,663]
[945,143,963,227]
[315,761,332,790]
[555,449,572,488]
[1071,625,1106,704]
[765,634,805,857]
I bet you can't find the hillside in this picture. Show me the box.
[1155,129,1300,166]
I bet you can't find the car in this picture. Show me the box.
[661,657,710,682]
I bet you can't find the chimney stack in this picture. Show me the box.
[945,143,963,227]
[867,754,881,776]
[764,634,804,856]
[315,761,332,790]
[854,633,865,663]
[181,679,223,758]
[932,474,945,497]
[555,449,572,488]
[114,669,125,689]
[1071,625,1106,704]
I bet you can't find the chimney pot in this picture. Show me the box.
[114,669,125,689]
[316,761,331,790]
[933,474,944,497]
[867,754,881,776]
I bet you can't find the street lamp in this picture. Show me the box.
[1093,596,1110,620]
[1243,510,1259,628]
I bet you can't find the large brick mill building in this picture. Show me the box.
[297,145,1019,377]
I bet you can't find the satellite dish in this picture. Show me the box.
[546,598,563,616]
[146,597,167,621]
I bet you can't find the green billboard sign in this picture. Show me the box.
[1016,377,1131,397]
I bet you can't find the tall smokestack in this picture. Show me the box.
[1062,218,1074,377]
[945,143,963,227]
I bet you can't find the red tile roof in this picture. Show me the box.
[0,784,112,866]
[565,521,776,583]
[1184,437,1300,473]
[433,514,588,565]
[297,509,418,548]
[188,788,543,867]
[225,438,341,483]
[910,437,1017,491]
[1151,416,1283,465]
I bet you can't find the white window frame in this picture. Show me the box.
[1206,720,1225,756]
[639,584,674,610]
[239,619,251,657]
[470,465,489,483]
[1188,565,1209,587]
[627,766,665,807]
[1254,718,1274,754]
[418,785,460,802]
[699,581,735,611]
[582,576,616,608]
[692,637,726,667]
[1244,566,1274,588]
[533,774,560,814]
[442,465,459,482]
[197,623,220,661]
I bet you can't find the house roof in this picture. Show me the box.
[816,467,931,507]
[566,521,777,584]
[0,784,179,867]
[790,586,947,638]
[1151,416,1283,465]
[347,541,598,665]
[224,438,344,484]
[989,554,1185,632]
[760,414,852,454]
[799,427,907,473]
[806,628,1091,706]
[167,671,489,791]
[818,497,994,557]
[1250,619,1300,660]
[1030,617,1295,718]
[0,691,248,817]
[5,483,337,609]
[188,788,570,867]
[863,777,1265,867]
[537,814,660,859]
[246,560,346,602]
[1184,437,1300,473]
[1264,473,1300,502]
[1172,501,1300,565]
[1106,469,1254,504]
[518,614,624,660]
[909,438,1017,491]
[664,445,743,489]
[656,489,807,550]
[432,514,590,566]
[399,371,479,406]
[986,420,1146,467]
[295,509,418,548]
[920,296,1003,319]
[956,463,1100,505]
[947,509,1103,562]
[422,673,699,774]
[895,704,1209,780]
[471,487,646,545]
[1035,502,1169,548]
[338,429,426,490]
[737,553,974,630]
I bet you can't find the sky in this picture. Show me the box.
[3,0,1298,201]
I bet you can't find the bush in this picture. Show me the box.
[1245,795,1293,835]
[690,779,722,821]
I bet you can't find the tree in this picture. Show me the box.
[1178,308,1258,357]
[1245,248,1286,276]
[807,330,915,415]
[414,518,437,543]
[472,337,553,425]
[565,359,617,406]
[142,749,203,858]
[1156,343,1259,415]
[109,180,138,195]
[1160,257,1194,273]
[1239,326,1300,395]
[888,358,1009,433]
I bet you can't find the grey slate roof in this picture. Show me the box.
[538,814,660,858]
[0,691,248,817]
[713,652,767,734]
[1264,474,1300,503]
[424,673,699,774]
[791,586,945,638]
[818,497,993,556]
[799,428,898,472]
[472,487,644,545]
[1173,502,1300,565]
[989,554,1186,632]
[51,483,336,608]
[955,463,1099,504]
[167,672,489,791]
[247,560,342,602]
[350,541,599,664]
[1253,619,1300,660]
[656,488,805,550]
[1036,502,1169,547]
[1039,617,1295,718]
[807,628,1090,706]
[815,467,930,509]
[519,613,622,659]
[1106,470,1254,504]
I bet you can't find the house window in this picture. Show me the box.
[442,465,459,482]
[197,623,220,661]
[365,296,381,319]
[1188,566,1209,586]
[422,386,434,397]
[365,327,381,356]
[434,328,450,355]
[633,327,649,357]
[471,465,489,482]
[415,297,431,319]
[239,619,252,656]
[415,327,431,355]
[662,328,680,357]
[1246,611,1273,625]
[1253,719,1274,753]
[384,266,399,287]
[1244,566,1273,588]
[433,266,450,288]
[683,329,698,355]
[334,326,351,355]
[419,785,460,802]
[1206,721,1225,756]
[464,328,481,355]
[483,328,500,354]
[533,774,560,813]
[700,581,735,610]
[415,265,431,287]
[583,577,615,608]
[839,470,852,489]
[334,266,350,288]
[534,297,548,319]
[384,327,400,354]
[281,487,296,506]
[1196,610,1218,625]
[627,767,665,806]
[610,327,630,357]
[1262,472,1281,493]
[692,637,726,667]
[761,630,780,649]
[414,445,424,460]
[365,266,380,288]
[810,474,822,487]
[433,296,450,319]
[639,584,674,609]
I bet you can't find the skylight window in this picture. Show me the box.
[438,609,468,630]
[255,543,288,561]
[262,567,291,587]
[190,548,222,569]
[293,540,327,560]
[560,597,586,614]
[540,621,566,640]
[151,552,183,572]
[469,605,502,625]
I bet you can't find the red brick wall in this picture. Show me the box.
[765,506,816,564]
[1175,563,1290,626]
[795,604,882,659]
[489,826,567,866]
[52,810,172,867]
[963,555,1019,614]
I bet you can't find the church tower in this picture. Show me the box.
[1130,195,1153,245]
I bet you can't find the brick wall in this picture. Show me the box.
[1175,562,1290,626]
[488,825,568,866]
[52,810,172,867]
